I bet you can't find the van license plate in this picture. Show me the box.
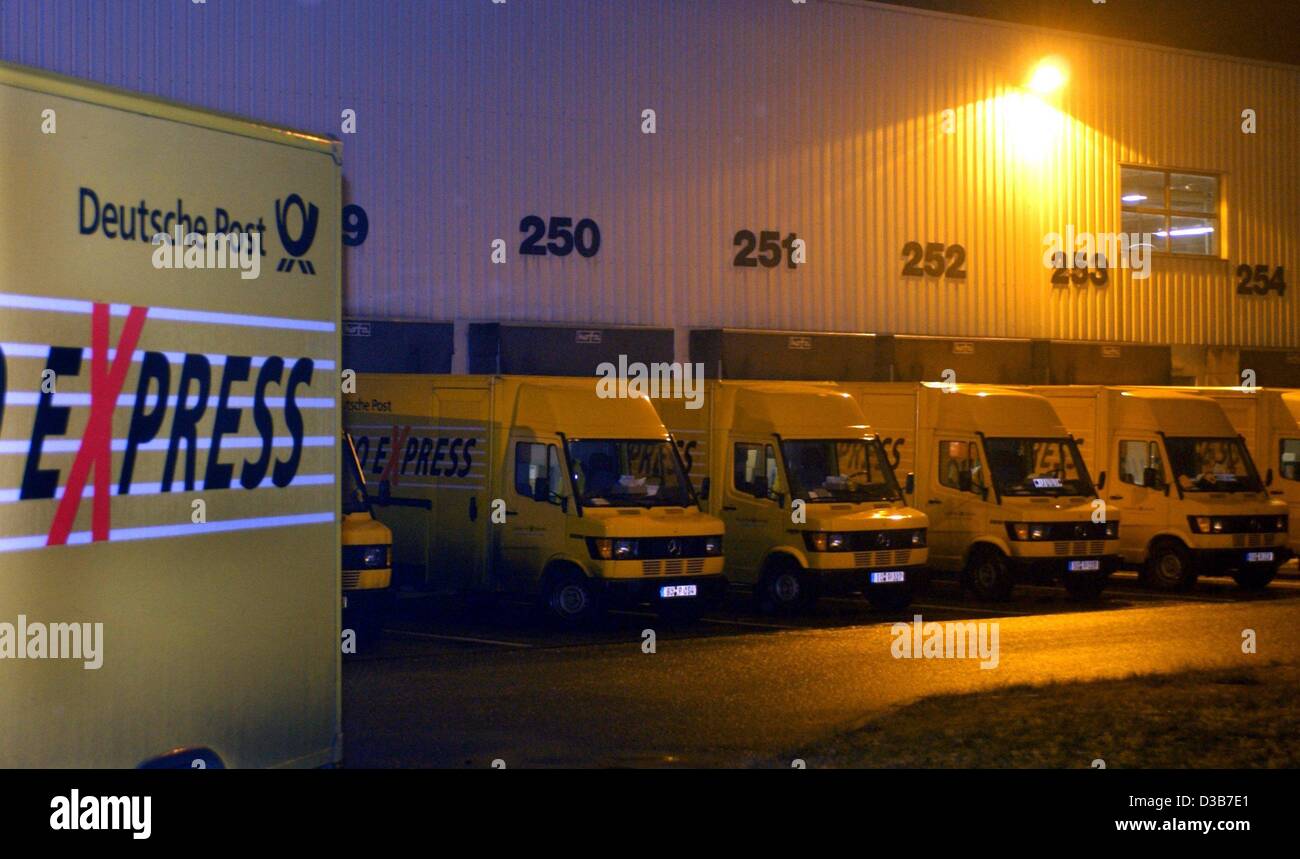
[1247,552,1274,563]
[1068,560,1101,572]
[870,570,906,584]
[660,585,698,599]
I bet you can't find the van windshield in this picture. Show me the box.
[342,434,371,515]
[568,439,695,508]
[1165,437,1262,492]
[983,437,1094,497]
[781,439,902,503]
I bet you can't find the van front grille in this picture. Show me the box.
[854,549,912,568]
[1233,533,1271,547]
[342,571,361,589]
[642,558,706,576]
[1053,540,1105,556]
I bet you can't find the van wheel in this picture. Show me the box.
[756,558,815,614]
[965,548,1014,601]
[542,569,602,625]
[1143,541,1196,591]
[1063,571,1107,601]
[1232,563,1278,590]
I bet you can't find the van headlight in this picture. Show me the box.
[587,538,638,560]
[1276,515,1289,532]
[1103,521,1119,539]
[344,544,390,569]
[1006,523,1050,541]
[1188,516,1226,534]
[803,532,848,552]
[704,536,723,556]
[911,529,927,547]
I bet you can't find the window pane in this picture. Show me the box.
[1122,210,1166,253]
[1120,166,1164,207]
[1119,440,1163,487]
[1280,439,1300,481]
[515,442,548,496]
[734,443,765,495]
[1165,215,1217,255]
[1169,172,1216,214]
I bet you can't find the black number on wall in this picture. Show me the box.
[733,229,800,269]
[1236,264,1286,296]
[342,204,369,247]
[1050,252,1109,287]
[902,241,965,279]
[520,215,600,258]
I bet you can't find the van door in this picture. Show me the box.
[1110,437,1169,563]
[430,386,492,593]
[500,435,568,591]
[723,438,782,580]
[930,437,989,569]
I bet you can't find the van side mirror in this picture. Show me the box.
[699,476,711,501]
[378,479,392,505]
[773,491,785,509]
[958,471,972,493]
[532,476,549,502]
[751,476,769,499]
[1096,471,1107,491]
[1266,468,1274,487]
[904,472,915,495]
[1142,466,1161,490]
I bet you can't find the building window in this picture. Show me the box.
[1120,166,1219,257]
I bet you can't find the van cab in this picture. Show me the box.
[654,381,928,612]
[1028,386,1288,590]
[344,374,726,623]
[341,432,395,637]
[842,383,1120,600]
[1163,387,1300,559]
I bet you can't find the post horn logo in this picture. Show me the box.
[275,193,319,275]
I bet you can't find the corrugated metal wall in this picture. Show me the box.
[2,0,1297,347]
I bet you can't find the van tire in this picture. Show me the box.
[1063,571,1107,601]
[541,568,603,625]
[756,557,815,614]
[964,547,1014,601]
[1143,540,1196,591]
[1232,563,1278,590]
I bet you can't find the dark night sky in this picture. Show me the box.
[879,0,1300,66]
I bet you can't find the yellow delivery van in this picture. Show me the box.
[341,432,394,638]
[842,383,1120,600]
[1027,386,1289,590]
[1161,388,1300,559]
[344,374,726,623]
[653,381,927,612]
[0,62,341,767]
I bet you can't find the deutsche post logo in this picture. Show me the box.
[275,193,319,275]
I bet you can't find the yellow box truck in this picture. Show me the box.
[1027,386,1289,590]
[344,374,726,623]
[841,383,1120,601]
[341,431,394,640]
[0,62,341,766]
[1160,388,1300,558]
[652,381,928,612]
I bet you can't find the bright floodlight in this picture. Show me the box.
[1027,59,1068,94]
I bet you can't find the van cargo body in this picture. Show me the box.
[1025,386,1289,590]
[842,383,1120,600]
[653,381,928,611]
[344,374,726,621]
[1158,388,1300,557]
[0,62,342,767]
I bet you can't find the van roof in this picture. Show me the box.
[716,381,872,436]
[513,380,669,438]
[925,384,1068,437]
[1111,388,1237,436]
